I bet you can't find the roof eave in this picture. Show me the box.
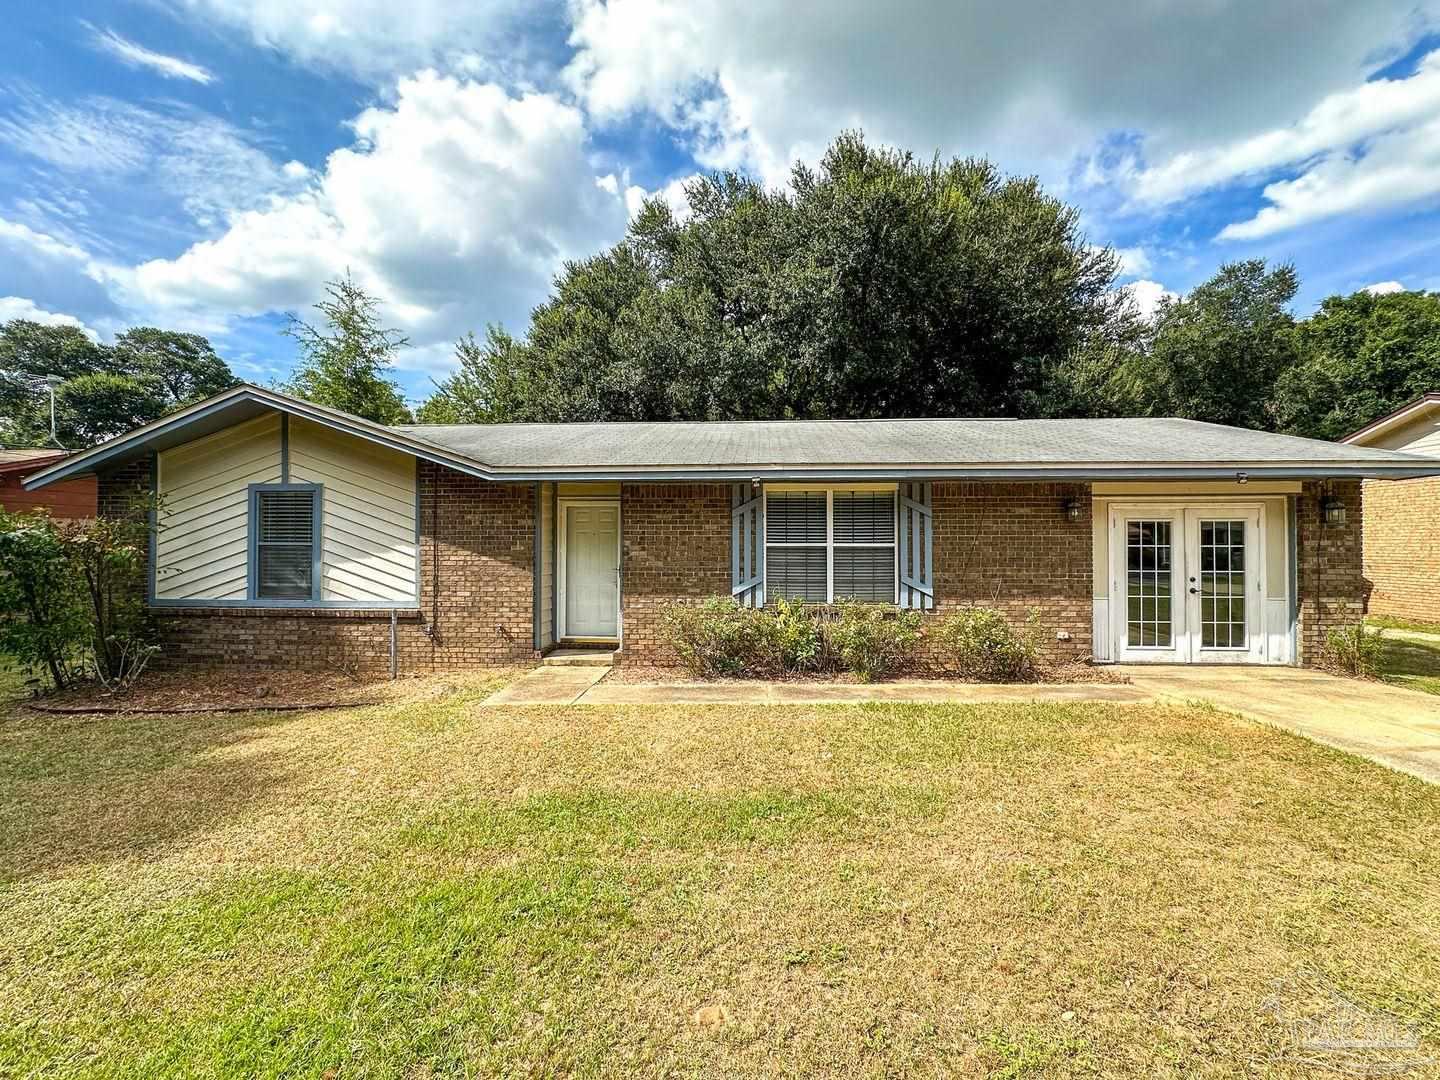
[1342,393,1440,446]
[22,385,499,491]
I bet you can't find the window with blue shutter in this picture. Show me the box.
[763,488,898,603]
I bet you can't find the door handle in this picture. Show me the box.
[1188,587,1198,594]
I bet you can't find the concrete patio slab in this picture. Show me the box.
[1117,665,1440,785]
[570,679,1148,706]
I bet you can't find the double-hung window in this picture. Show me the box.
[250,485,321,601]
[764,487,897,603]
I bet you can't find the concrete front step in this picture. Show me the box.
[543,648,617,667]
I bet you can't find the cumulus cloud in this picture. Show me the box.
[0,296,99,337]
[562,0,1427,186]
[122,72,632,365]
[1124,279,1178,319]
[87,25,216,84]
[1363,280,1407,295]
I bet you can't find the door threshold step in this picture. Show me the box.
[543,648,617,667]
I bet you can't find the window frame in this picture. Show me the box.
[762,483,899,604]
[247,483,323,603]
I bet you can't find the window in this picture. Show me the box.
[251,486,320,601]
[765,488,896,603]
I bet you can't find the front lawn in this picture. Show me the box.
[1372,625,1440,696]
[1,684,1437,1076]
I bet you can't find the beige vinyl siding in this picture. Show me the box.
[155,414,282,600]
[539,482,555,649]
[1363,413,1440,457]
[288,418,418,604]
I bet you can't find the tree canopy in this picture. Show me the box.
[420,133,1127,423]
[283,272,413,424]
[0,322,236,449]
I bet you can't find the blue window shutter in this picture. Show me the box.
[731,483,764,607]
[898,481,934,609]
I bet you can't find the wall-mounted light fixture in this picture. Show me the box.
[1063,498,1082,522]
[1321,494,1347,526]
[1235,471,1249,485]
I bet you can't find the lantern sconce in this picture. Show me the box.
[1321,494,1347,527]
[1063,498,1083,522]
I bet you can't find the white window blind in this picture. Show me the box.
[765,489,896,603]
[254,488,316,600]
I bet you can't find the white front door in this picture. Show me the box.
[560,502,619,640]
[1110,505,1265,663]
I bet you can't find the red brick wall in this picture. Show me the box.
[619,483,731,664]
[1296,480,1364,664]
[110,460,539,675]
[0,472,96,517]
[1358,476,1440,625]
[931,481,1093,663]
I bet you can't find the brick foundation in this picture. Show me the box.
[1358,476,1440,625]
[1296,480,1365,664]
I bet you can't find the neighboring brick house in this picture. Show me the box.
[1344,393,1440,624]
[0,449,96,518]
[22,385,1437,674]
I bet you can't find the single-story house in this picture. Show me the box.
[0,449,96,518]
[1343,393,1440,624]
[22,384,1440,674]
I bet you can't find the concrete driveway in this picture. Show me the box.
[1117,665,1440,784]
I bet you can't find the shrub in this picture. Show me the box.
[661,596,770,677]
[765,596,826,672]
[826,601,922,682]
[1323,623,1383,678]
[0,505,157,691]
[933,606,1040,681]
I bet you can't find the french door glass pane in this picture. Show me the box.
[1199,519,1246,648]
[1125,520,1172,647]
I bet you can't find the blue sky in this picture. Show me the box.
[3,2,1439,406]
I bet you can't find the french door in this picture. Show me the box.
[1110,505,1264,664]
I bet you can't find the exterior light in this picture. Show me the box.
[1064,498,1082,522]
[1235,471,1248,485]
[1321,495,1347,526]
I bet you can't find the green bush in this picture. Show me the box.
[661,596,921,680]
[826,601,923,682]
[1323,623,1383,678]
[661,596,771,677]
[0,505,157,691]
[933,606,1040,681]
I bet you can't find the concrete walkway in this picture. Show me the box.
[482,663,1440,784]
[1118,665,1440,785]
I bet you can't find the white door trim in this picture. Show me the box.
[1107,502,1269,664]
[556,497,621,642]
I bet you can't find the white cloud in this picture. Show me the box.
[88,25,216,84]
[167,0,532,78]
[1124,279,1177,319]
[123,72,631,359]
[0,297,98,337]
[1218,112,1440,240]
[562,0,1429,187]
[0,94,297,226]
[1106,245,1152,278]
[1363,280,1407,295]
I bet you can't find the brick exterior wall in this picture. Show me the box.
[1358,476,1440,624]
[1295,480,1365,665]
[930,481,1094,664]
[619,483,732,665]
[102,460,539,675]
[616,480,1093,668]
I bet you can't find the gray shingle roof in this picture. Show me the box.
[392,416,1434,478]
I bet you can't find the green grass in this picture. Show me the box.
[1376,629,1440,695]
[1366,613,1440,636]
[1,683,1438,1077]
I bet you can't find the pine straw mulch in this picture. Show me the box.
[606,660,1129,685]
[19,668,520,715]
